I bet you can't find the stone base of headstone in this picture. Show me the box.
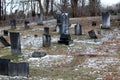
[0,36,10,47]
[32,52,46,58]
[0,59,10,75]
[3,30,8,36]
[101,26,111,29]
[58,34,73,45]
[88,30,98,39]
[42,34,51,47]
[8,62,29,77]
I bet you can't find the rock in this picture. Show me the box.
[32,52,46,58]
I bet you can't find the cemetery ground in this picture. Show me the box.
[0,16,120,80]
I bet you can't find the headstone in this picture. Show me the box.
[0,36,10,47]
[32,52,46,58]
[117,13,120,21]
[101,12,110,29]
[8,62,29,77]
[92,21,96,26]
[37,13,43,25]
[42,34,51,47]
[10,32,21,54]
[3,30,8,36]
[10,19,16,29]
[44,27,49,35]
[75,24,82,35]
[55,11,62,33]
[58,13,73,45]
[88,30,97,39]
[42,27,51,47]
[24,20,30,29]
[0,59,10,75]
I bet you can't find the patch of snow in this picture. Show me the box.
[80,57,120,70]
[21,35,42,49]
[27,55,73,67]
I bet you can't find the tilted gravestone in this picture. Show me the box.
[0,59,10,75]
[32,52,46,58]
[10,32,21,54]
[75,24,82,35]
[0,36,10,47]
[24,20,30,29]
[8,62,29,77]
[10,19,16,29]
[42,27,51,47]
[88,30,97,39]
[37,13,43,25]
[3,30,8,36]
[56,11,62,33]
[58,13,73,45]
[101,12,110,29]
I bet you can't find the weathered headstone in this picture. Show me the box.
[42,27,51,47]
[3,30,8,36]
[0,36,10,47]
[10,19,16,29]
[88,30,97,39]
[8,62,29,77]
[24,20,30,29]
[0,59,10,75]
[10,32,21,54]
[56,11,62,33]
[32,52,46,58]
[75,24,82,35]
[58,13,73,45]
[117,13,120,21]
[37,13,43,25]
[101,12,110,29]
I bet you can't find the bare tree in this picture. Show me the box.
[71,0,78,17]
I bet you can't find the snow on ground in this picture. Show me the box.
[80,57,120,70]
[27,55,73,67]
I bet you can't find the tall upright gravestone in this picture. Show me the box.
[101,12,110,29]
[10,19,16,29]
[56,11,62,33]
[42,27,51,47]
[37,13,43,25]
[10,32,21,54]
[58,13,73,45]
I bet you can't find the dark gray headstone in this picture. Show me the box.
[0,59,10,75]
[75,24,82,35]
[32,52,46,58]
[24,21,30,29]
[102,12,110,29]
[58,13,73,45]
[88,30,97,39]
[44,27,49,35]
[42,34,51,47]
[8,62,29,77]
[0,36,10,47]
[92,21,96,26]
[10,19,16,29]
[10,32,21,54]
[37,13,43,25]
[3,30,8,36]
